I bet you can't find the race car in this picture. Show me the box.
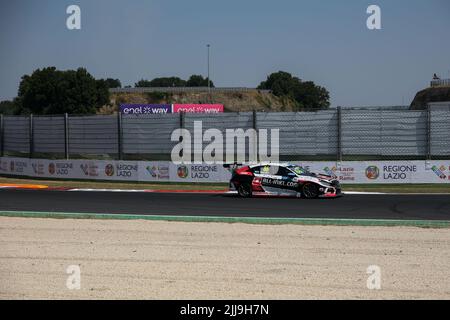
[227,163,342,199]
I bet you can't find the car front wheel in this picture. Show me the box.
[302,183,319,199]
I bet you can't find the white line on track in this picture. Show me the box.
[343,191,386,195]
[57,189,450,195]
[68,188,387,195]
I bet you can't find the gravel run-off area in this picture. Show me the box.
[0,217,449,299]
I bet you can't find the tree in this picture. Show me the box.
[135,77,186,87]
[292,81,330,110]
[0,100,19,115]
[100,78,121,88]
[258,71,330,110]
[135,75,215,88]
[186,75,214,87]
[134,79,152,87]
[258,71,298,97]
[15,67,110,115]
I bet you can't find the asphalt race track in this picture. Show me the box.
[0,189,449,220]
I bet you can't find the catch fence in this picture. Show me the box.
[0,108,449,162]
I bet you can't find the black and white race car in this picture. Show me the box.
[227,163,342,199]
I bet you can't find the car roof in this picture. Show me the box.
[248,163,293,168]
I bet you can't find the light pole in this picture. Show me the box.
[207,44,210,94]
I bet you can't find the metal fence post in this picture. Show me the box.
[29,114,34,158]
[253,110,258,162]
[178,111,185,157]
[64,113,69,160]
[0,114,5,157]
[117,112,123,160]
[337,106,342,163]
[426,105,431,160]
[0,114,4,157]
[180,110,185,129]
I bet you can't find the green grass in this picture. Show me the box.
[0,175,449,193]
[0,210,448,228]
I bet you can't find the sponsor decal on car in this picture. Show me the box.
[294,175,320,183]
[262,177,298,188]
[261,165,270,174]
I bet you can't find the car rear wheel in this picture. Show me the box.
[302,183,319,199]
[237,183,252,198]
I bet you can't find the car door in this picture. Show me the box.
[276,166,300,191]
[258,165,286,191]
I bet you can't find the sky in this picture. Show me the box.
[0,0,449,107]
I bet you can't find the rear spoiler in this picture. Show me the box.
[223,163,243,169]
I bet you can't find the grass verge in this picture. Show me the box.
[0,176,449,193]
[0,210,448,228]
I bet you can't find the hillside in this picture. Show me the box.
[410,86,450,110]
[99,90,298,114]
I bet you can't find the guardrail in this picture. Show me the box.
[430,79,450,87]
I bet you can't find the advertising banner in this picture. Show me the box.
[120,104,172,115]
[169,163,231,182]
[172,104,224,113]
[120,104,224,115]
[138,162,170,182]
[5,158,30,175]
[1,157,449,184]
[30,159,77,178]
[294,161,450,184]
[99,161,140,181]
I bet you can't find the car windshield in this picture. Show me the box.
[289,165,310,175]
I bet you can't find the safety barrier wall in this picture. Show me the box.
[1,157,449,184]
